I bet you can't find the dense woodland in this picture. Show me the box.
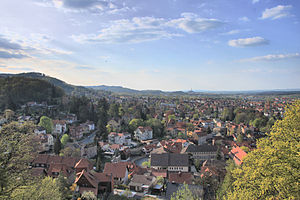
[0,77,64,110]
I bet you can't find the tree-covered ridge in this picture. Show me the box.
[0,76,64,110]
[221,101,300,200]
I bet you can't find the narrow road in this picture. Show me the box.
[78,131,96,145]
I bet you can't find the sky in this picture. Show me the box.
[0,0,299,91]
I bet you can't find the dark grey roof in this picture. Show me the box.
[128,174,154,187]
[151,153,189,167]
[151,153,169,167]
[186,144,218,153]
[165,183,203,200]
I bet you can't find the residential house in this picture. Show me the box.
[103,162,129,185]
[184,144,218,161]
[128,174,156,193]
[75,170,113,196]
[134,126,153,141]
[34,126,46,135]
[82,120,95,131]
[69,125,84,140]
[230,145,247,165]
[108,132,131,145]
[74,158,94,173]
[151,153,189,172]
[53,120,67,135]
[168,172,193,184]
[30,155,92,179]
[36,134,54,151]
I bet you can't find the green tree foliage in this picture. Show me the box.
[221,107,234,121]
[11,176,62,200]
[81,191,97,200]
[56,173,72,200]
[60,134,70,146]
[0,77,64,111]
[240,146,250,153]
[168,114,176,121]
[236,133,243,143]
[4,109,14,120]
[156,176,164,185]
[142,160,150,168]
[193,113,199,120]
[59,147,80,157]
[171,183,198,200]
[97,98,109,140]
[145,118,164,138]
[109,103,120,120]
[249,116,268,130]
[69,96,96,122]
[129,118,144,133]
[0,122,38,198]
[217,160,236,199]
[54,134,62,155]
[225,101,300,200]
[38,116,53,134]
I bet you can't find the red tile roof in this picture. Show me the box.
[103,162,128,178]
[230,146,247,165]
[168,172,193,184]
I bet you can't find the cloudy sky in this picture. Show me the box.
[0,0,299,91]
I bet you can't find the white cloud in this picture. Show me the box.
[35,0,133,15]
[72,13,224,44]
[238,53,300,62]
[228,36,268,47]
[239,16,250,22]
[252,0,259,4]
[169,13,224,33]
[72,17,180,44]
[261,5,292,20]
[221,29,241,35]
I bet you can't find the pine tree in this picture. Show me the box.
[54,134,62,155]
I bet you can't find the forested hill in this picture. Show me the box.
[0,72,92,95]
[0,76,64,110]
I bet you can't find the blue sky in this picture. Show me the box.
[0,0,299,91]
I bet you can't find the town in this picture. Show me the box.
[1,75,298,200]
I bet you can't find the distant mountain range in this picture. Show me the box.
[86,85,186,96]
[1,72,300,96]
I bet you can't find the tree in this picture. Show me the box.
[240,146,250,153]
[4,109,14,120]
[11,176,62,200]
[108,103,120,120]
[54,134,62,155]
[145,118,164,138]
[156,176,164,185]
[59,147,80,157]
[236,133,243,143]
[38,116,53,134]
[142,160,150,168]
[0,122,38,199]
[129,118,143,133]
[60,134,70,146]
[97,98,109,140]
[81,191,97,200]
[56,173,72,200]
[171,183,198,200]
[216,160,236,199]
[225,101,300,199]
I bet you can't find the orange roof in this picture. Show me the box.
[230,146,247,165]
